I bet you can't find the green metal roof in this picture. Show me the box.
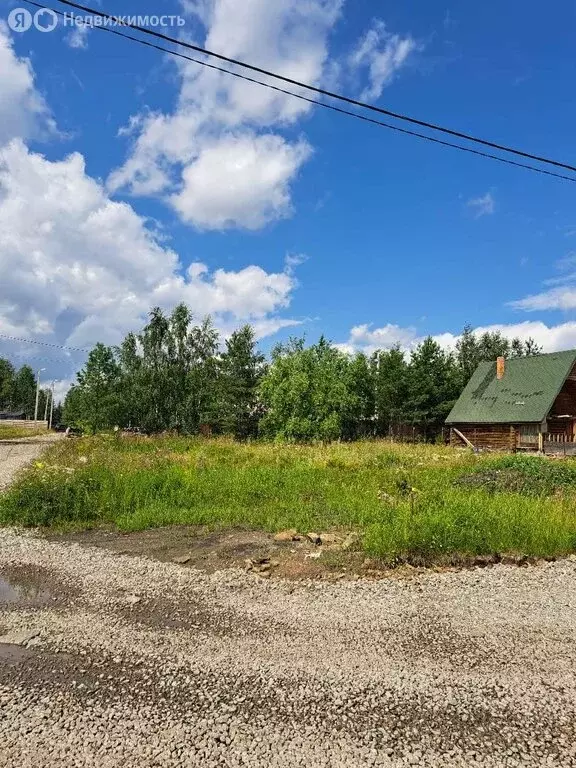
[446,350,576,424]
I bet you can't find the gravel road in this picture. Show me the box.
[1,528,575,767]
[0,434,62,489]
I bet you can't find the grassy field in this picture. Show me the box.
[0,424,48,440]
[2,435,576,563]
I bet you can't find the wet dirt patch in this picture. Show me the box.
[49,527,276,568]
[0,641,569,759]
[0,644,108,698]
[53,527,473,581]
[46,526,368,581]
[0,642,37,664]
[115,590,298,639]
[45,526,546,582]
[0,564,78,608]
[381,611,512,671]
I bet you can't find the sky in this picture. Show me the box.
[1,0,576,396]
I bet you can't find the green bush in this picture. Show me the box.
[455,454,576,496]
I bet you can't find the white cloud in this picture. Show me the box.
[151,261,297,322]
[284,251,308,273]
[336,323,419,355]
[466,192,495,218]
[170,133,312,230]
[510,252,576,311]
[66,24,90,50]
[181,0,343,126]
[219,315,303,342]
[0,141,302,357]
[469,321,576,352]
[109,0,343,230]
[65,0,101,48]
[0,23,56,145]
[52,378,75,405]
[509,288,576,312]
[0,25,304,389]
[338,320,576,356]
[349,20,416,101]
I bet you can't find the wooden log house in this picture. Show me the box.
[446,350,576,453]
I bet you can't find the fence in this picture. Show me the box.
[543,433,576,456]
[545,433,576,443]
[0,419,48,430]
[516,431,576,455]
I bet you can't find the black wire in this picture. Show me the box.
[21,0,576,183]
[52,0,576,175]
[0,333,90,353]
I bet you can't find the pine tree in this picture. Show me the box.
[167,303,193,431]
[406,337,458,439]
[11,365,36,418]
[138,307,172,432]
[372,346,408,436]
[455,324,480,387]
[0,359,15,410]
[185,316,220,433]
[117,331,143,428]
[456,324,543,387]
[220,325,265,439]
[344,353,375,439]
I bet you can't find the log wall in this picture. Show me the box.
[550,360,576,418]
[450,424,517,451]
[0,419,48,430]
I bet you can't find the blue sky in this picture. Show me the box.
[1,0,576,393]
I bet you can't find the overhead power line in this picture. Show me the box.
[0,333,90,353]
[52,0,576,176]
[21,1,576,183]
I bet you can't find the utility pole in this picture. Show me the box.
[44,381,53,422]
[49,382,55,430]
[33,368,46,424]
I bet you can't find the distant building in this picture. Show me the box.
[446,350,576,453]
[0,411,26,420]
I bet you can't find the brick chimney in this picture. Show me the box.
[496,356,505,380]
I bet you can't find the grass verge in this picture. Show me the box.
[0,425,48,440]
[1,435,576,563]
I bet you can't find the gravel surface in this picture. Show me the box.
[1,528,575,767]
[0,434,62,490]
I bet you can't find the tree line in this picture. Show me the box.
[0,360,53,420]
[62,304,541,441]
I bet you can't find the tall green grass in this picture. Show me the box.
[0,425,47,440]
[364,489,575,561]
[2,435,576,562]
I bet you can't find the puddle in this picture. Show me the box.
[0,642,35,663]
[0,570,55,606]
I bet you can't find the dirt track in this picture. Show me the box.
[0,434,62,490]
[1,526,576,767]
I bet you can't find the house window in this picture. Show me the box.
[518,425,538,444]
